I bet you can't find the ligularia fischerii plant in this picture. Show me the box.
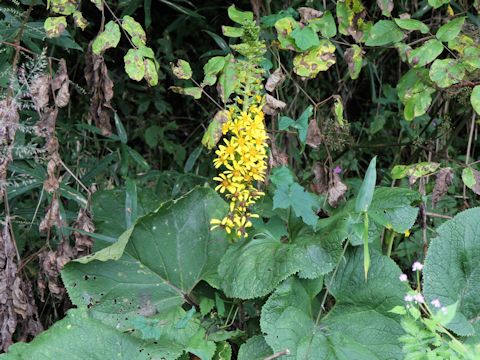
[171,6,269,238]
[210,9,269,238]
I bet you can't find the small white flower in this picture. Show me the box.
[441,306,448,315]
[431,299,441,308]
[399,273,408,282]
[414,293,425,303]
[404,294,414,302]
[412,261,423,271]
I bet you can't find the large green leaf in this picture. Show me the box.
[407,39,443,67]
[367,188,419,233]
[273,182,319,227]
[1,309,173,359]
[317,187,419,246]
[92,186,163,241]
[92,21,121,55]
[218,229,342,299]
[307,11,337,38]
[471,85,480,115]
[436,17,465,42]
[63,188,229,329]
[365,20,404,46]
[218,238,299,299]
[237,336,273,360]
[293,40,336,78]
[397,68,435,121]
[423,207,480,337]
[429,59,465,88]
[260,249,407,359]
[355,157,377,213]
[394,18,429,34]
[291,26,320,51]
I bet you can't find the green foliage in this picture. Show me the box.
[92,21,121,55]
[260,249,407,359]
[2,1,480,358]
[423,208,480,337]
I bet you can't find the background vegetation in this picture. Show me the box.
[0,0,479,359]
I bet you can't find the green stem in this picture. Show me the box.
[385,230,395,258]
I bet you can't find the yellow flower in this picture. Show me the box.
[213,173,235,193]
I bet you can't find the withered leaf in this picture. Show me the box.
[268,134,288,169]
[52,59,68,91]
[73,209,95,256]
[265,68,286,92]
[328,171,347,207]
[298,7,323,22]
[306,118,321,148]
[39,197,65,232]
[85,43,114,135]
[311,163,329,195]
[0,225,42,351]
[432,167,453,208]
[263,94,286,115]
[35,107,58,140]
[30,74,50,110]
[55,81,70,108]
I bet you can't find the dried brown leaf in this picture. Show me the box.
[432,167,454,208]
[52,59,68,91]
[263,94,286,115]
[39,197,65,232]
[85,43,113,135]
[298,7,323,22]
[265,68,286,92]
[327,171,347,207]
[30,74,50,110]
[268,134,288,168]
[0,225,42,351]
[311,163,329,195]
[306,118,321,148]
[55,81,70,108]
[73,209,95,256]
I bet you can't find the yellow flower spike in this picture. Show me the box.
[210,40,268,239]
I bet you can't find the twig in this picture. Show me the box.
[425,212,452,220]
[264,349,290,360]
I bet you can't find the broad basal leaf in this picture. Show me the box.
[237,336,272,360]
[218,238,299,299]
[423,207,480,337]
[260,249,408,360]
[91,186,163,241]
[62,188,229,329]
[273,182,319,227]
[1,309,174,360]
[218,229,342,299]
